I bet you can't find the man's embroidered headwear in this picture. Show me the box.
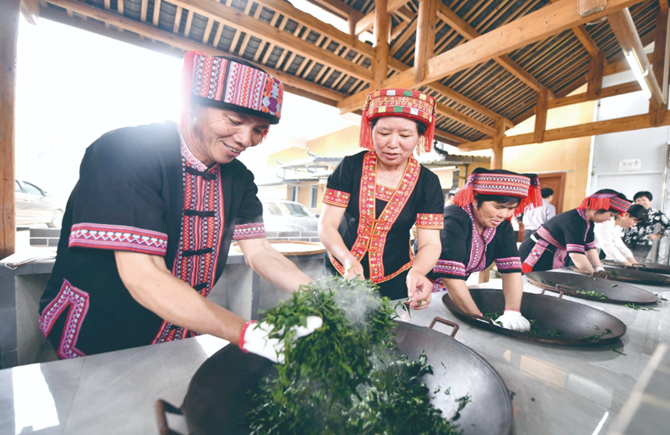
[181,51,283,129]
[454,168,542,216]
[578,192,631,214]
[359,89,437,154]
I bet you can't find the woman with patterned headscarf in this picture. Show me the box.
[319,89,444,309]
[520,189,632,273]
[429,168,542,332]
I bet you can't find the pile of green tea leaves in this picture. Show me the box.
[246,276,464,435]
[575,290,609,300]
[484,312,564,337]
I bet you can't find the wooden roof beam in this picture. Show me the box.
[355,0,407,35]
[549,0,604,59]
[434,128,467,145]
[609,8,665,106]
[377,0,646,96]
[436,2,554,97]
[44,0,345,104]
[458,110,670,152]
[20,0,39,25]
[373,0,389,90]
[436,103,497,136]
[304,0,359,21]
[650,6,669,126]
[414,0,436,83]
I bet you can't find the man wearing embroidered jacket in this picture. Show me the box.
[429,168,543,332]
[38,52,321,361]
[319,89,443,307]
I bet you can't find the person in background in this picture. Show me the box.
[622,191,670,262]
[519,189,631,273]
[522,187,556,241]
[444,191,456,209]
[595,204,648,266]
[319,89,443,308]
[38,52,321,362]
[429,168,542,332]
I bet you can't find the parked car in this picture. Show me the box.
[15,180,64,228]
[262,200,318,232]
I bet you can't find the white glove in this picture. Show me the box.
[496,309,531,332]
[239,316,323,363]
[594,266,605,272]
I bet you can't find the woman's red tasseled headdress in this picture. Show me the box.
[359,89,437,155]
[454,168,542,216]
[578,193,631,213]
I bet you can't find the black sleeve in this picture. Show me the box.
[68,127,170,256]
[231,164,266,240]
[431,212,469,280]
[564,217,589,255]
[323,153,358,208]
[494,221,522,274]
[415,169,444,229]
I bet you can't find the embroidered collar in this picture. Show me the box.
[576,208,592,240]
[463,204,496,272]
[178,128,209,172]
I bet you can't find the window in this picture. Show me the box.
[22,182,44,196]
[309,184,319,209]
[288,185,298,202]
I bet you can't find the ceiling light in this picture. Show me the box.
[625,50,653,100]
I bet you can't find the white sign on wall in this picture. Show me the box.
[618,159,642,172]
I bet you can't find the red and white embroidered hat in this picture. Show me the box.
[359,89,437,154]
[579,192,631,213]
[181,51,283,127]
[454,168,542,216]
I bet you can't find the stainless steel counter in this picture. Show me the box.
[0,272,668,435]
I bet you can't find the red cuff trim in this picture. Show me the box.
[238,320,257,351]
[69,223,168,255]
[504,309,521,314]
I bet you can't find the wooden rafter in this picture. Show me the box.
[650,6,669,125]
[342,0,645,112]
[458,111,670,152]
[549,0,604,59]
[434,128,467,145]
[305,0,359,21]
[435,3,553,97]
[20,0,40,25]
[373,0,389,90]
[355,0,406,35]
[43,0,344,105]
[587,52,605,100]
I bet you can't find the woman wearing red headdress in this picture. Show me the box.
[429,168,542,331]
[520,189,631,273]
[318,89,444,308]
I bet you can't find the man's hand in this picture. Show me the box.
[648,234,662,241]
[406,269,432,310]
[496,309,531,332]
[239,316,323,363]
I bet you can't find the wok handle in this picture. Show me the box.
[591,271,610,279]
[540,288,564,299]
[631,263,646,270]
[429,317,459,337]
[155,399,184,435]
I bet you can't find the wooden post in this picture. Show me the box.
[587,52,605,100]
[414,0,436,83]
[533,88,549,143]
[0,0,19,259]
[372,0,389,91]
[490,118,504,169]
[650,7,669,126]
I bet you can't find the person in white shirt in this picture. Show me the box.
[594,204,648,266]
[522,188,556,240]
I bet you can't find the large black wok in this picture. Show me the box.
[526,271,659,304]
[603,259,670,275]
[156,321,512,435]
[442,289,626,345]
[570,265,670,286]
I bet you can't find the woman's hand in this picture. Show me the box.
[406,269,432,310]
[648,233,662,241]
[344,258,364,280]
